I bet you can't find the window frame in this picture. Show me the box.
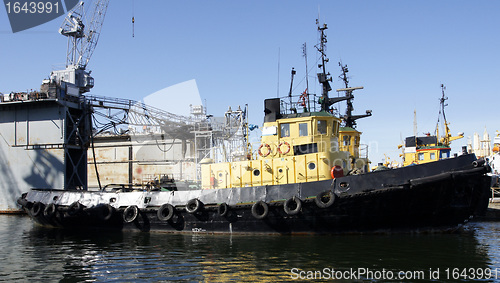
[299,123,308,137]
[280,123,290,138]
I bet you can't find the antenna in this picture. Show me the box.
[338,61,349,88]
[277,48,280,98]
[317,6,320,27]
[413,109,417,137]
[288,67,296,112]
[413,108,418,151]
[302,42,311,111]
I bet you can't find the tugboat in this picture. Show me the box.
[17,21,491,234]
[399,84,465,166]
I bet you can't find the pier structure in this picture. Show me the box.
[0,95,90,213]
[0,91,248,212]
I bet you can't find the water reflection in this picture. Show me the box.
[0,215,498,282]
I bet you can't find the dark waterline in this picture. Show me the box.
[0,215,499,282]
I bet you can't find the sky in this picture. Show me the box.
[1,0,499,165]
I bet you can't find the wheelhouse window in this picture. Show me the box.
[343,135,350,146]
[440,150,450,159]
[280,123,290,137]
[299,123,308,137]
[317,120,327,135]
[332,121,339,135]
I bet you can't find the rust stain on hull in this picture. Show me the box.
[0,209,25,214]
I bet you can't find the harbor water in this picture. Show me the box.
[0,215,499,282]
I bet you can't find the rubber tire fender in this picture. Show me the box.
[157,203,175,221]
[98,204,115,221]
[251,201,269,220]
[44,203,57,218]
[218,202,229,217]
[283,196,302,215]
[123,205,139,223]
[315,191,336,208]
[186,199,203,214]
[31,202,44,217]
[67,202,83,216]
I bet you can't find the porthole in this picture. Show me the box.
[253,169,261,176]
[219,173,223,177]
[308,162,316,170]
[339,182,350,191]
[278,168,283,173]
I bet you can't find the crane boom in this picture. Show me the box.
[60,0,109,69]
[80,0,109,68]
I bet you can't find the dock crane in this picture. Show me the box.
[43,0,110,97]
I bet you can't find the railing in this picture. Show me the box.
[492,187,500,202]
[279,93,320,115]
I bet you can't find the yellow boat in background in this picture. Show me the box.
[399,85,464,166]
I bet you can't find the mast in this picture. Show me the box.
[302,42,311,111]
[336,62,371,128]
[314,20,365,117]
[413,109,417,137]
[435,84,447,143]
[288,67,296,113]
[315,20,333,112]
[435,84,464,146]
[436,84,453,146]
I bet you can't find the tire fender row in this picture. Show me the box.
[22,190,337,224]
[23,201,114,221]
[127,190,337,223]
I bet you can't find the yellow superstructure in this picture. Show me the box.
[339,126,370,172]
[200,21,371,189]
[201,112,351,189]
[399,127,463,167]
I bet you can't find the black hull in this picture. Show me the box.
[18,154,491,234]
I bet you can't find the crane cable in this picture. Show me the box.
[132,0,135,37]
